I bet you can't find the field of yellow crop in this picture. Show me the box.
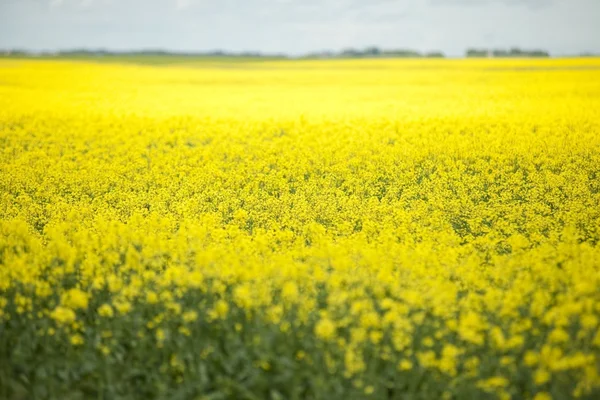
[1,57,600,399]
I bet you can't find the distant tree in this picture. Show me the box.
[466,47,548,58]
[340,48,361,57]
[528,49,550,58]
[466,48,488,57]
[1,49,28,56]
[425,51,445,58]
[382,49,422,58]
[509,47,523,56]
[492,49,509,57]
[363,46,381,56]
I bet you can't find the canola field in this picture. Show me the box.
[1,57,600,400]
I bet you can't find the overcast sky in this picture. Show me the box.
[1,0,598,56]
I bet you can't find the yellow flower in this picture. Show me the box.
[534,369,551,386]
[178,326,191,336]
[533,392,552,400]
[3,57,600,398]
[50,306,76,325]
[70,334,84,346]
[91,277,105,291]
[99,345,110,356]
[183,310,198,323]
[114,300,132,315]
[214,300,229,319]
[146,291,159,304]
[233,209,248,223]
[156,329,166,344]
[281,281,299,303]
[187,271,204,289]
[458,311,486,345]
[107,275,122,293]
[524,351,539,366]
[61,288,89,310]
[97,304,114,318]
[398,359,413,371]
[345,348,366,376]
[477,376,509,391]
[315,318,336,341]
[233,285,253,309]
[548,328,570,343]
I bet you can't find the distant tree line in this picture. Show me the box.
[306,47,444,58]
[56,49,289,58]
[0,47,444,59]
[0,48,288,59]
[466,47,550,58]
[5,47,598,59]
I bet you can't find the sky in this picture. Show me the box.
[0,0,599,56]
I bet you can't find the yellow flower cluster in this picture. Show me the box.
[1,57,600,399]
